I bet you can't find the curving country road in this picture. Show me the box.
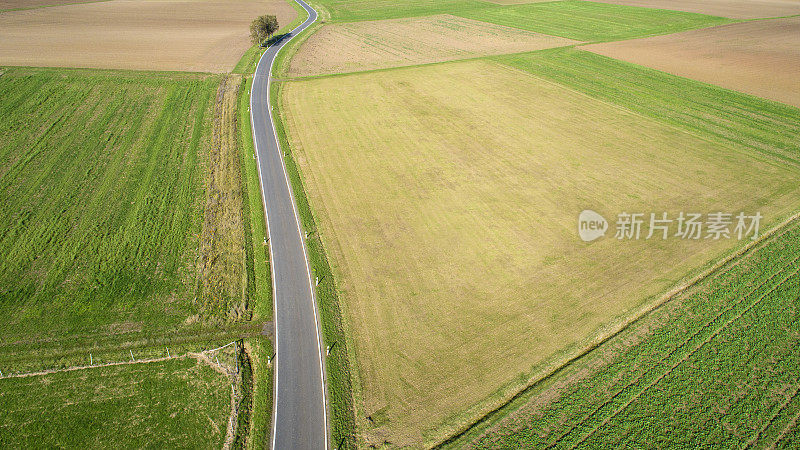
[248,2,327,448]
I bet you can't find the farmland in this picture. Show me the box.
[0,62,272,445]
[280,57,800,445]
[0,357,232,447]
[0,67,217,343]
[588,0,800,19]
[309,0,488,22]
[0,0,297,72]
[453,0,732,41]
[584,17,800,108]
[448,217,800,448]
[288,14,578,76]
[494,48,800,165]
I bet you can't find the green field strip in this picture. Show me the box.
[574,267,800,447]
[311,0,489,22]
[454,0,733,41]
[0,357,231,447]
[493,48,800,165]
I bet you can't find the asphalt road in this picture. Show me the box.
[249,2,327,449]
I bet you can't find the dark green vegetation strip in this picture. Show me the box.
[311,0,487,22]
[447,219,800,448]
[271,79,357,447]
[238,76,272,321]
[246,337,274,450]
[455,0,732,41]
[0,67,216,340]
[0,358,231,447]
[494,48,800,164]
[234,341,254,449]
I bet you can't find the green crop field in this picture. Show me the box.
[0,67,219,344]
[0,65,271,447]
[449,217,800,448]
[0,357,232,447]
[311,0,487,22]
[280,56,800,445]
[454,0,733,41]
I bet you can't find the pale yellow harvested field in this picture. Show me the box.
[0,0,297,72]
[584,17,800,107]
[282,59,800,445]
[589,0,800,19]
[288,14,578,76]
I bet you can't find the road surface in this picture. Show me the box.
[249,2,327,448]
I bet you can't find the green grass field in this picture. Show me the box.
[0,67,219,344]
[311,0,487,22]
[281,57,800,445]
[0,357,232,447]
[455,1,732,41]
[449,217,800,448]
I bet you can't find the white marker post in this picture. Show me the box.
[130,350,135,361]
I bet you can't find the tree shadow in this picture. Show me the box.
[260,32,291,48]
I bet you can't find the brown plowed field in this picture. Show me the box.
[584,17,800,107]
[0,0,297,72]
[588,0,800,19]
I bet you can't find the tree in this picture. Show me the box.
[250,15,279,46]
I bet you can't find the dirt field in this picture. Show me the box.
[0,0,107,10]
[288,14,577,76]
[588,0,800,19]
[0,0,296,72]
[584,17,800,108]
[281,59,800,446]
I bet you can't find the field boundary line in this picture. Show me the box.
[0,341,238,380]
[437,210,800,448]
